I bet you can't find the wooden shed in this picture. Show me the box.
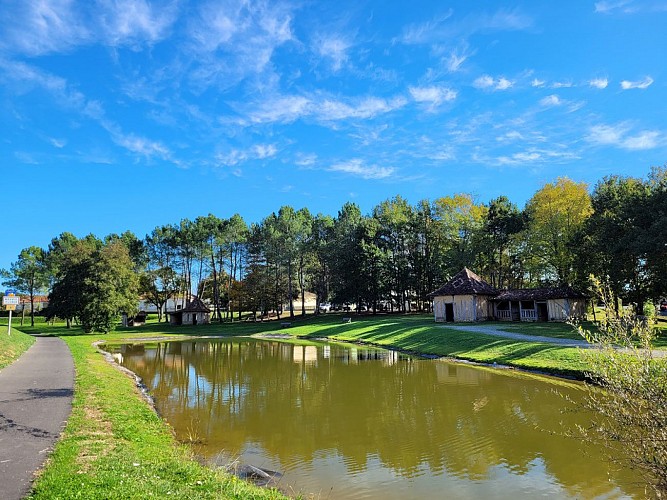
[492,288,586,322]
[428,268,496,322]
[168,297,211,326]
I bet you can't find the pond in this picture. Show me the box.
[112,338,642,499]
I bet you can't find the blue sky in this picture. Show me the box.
[1,0,666,272]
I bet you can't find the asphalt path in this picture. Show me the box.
[0,337,74,500]
[441,324,593,347]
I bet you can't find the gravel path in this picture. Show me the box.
[441,324,593,348]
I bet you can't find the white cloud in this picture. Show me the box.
[589,78,609,89]
[248,95,311,123]
[253,144,278,159]
[443,42,473,72]
[409,85,457,108]
[399,8,532,45]
[0,0,89,55]
[531,78,546,88]
[315,35,352,72]
[587,123,664,150]
[319,96,407,121]
[552,81,573,88]
[0,0,177,55]
[49,138,67,148]
[539,94,562,107]
[495,148,579,166]
[495,77,513,90]
[217,143,278,166]
[595,1,667,14]
[595,1,633,13]
[244,92,407,124]
[473,75,513,91]
[186,0,295,89]
[329,159,395,179]
[295,153,317,167]
[620,76,654,89]
[473,75,494,89]
[98,0,178,47]
[115,133,172,161]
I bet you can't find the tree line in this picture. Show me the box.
[2,168,665,332]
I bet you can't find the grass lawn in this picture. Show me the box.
[10,321,287,500]
[0,317,35,369]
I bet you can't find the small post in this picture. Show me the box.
[7,309,12,336]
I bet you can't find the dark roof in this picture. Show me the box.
[182,297,211,313]
[493,287,586,301]
[428,268,497,297]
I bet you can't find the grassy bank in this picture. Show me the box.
[12,313,666,498]
[10,323,287,500]
[0,318,35,369]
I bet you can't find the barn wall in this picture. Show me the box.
[547,298,585,321]
[434,295,493,322]
[475,296,493,321]
[433,297,447,322]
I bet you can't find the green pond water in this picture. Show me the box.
[113,338,643,499]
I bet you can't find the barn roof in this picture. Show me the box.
[182,297,211,313]
[428,268,497,297]
[493,287,586,301]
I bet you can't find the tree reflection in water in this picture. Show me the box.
[116,339,642,499]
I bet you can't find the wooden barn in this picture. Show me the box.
[493,288,586,322]
[429,268,587,323]
[168,297,211,326]
[428,268,496,322]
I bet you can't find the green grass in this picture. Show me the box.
[12,312,666,498]
[0,317,35,369]
[10,322,288,500]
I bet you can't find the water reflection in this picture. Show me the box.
[116,339,641,499]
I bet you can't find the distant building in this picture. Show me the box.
[429,268,586,323]
[168,297,211,326]
[17,296,49,312]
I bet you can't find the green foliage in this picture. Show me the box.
[49,239,139,333]
[572,276,667,495]
[1,245,49,327]
[524,177,592,285]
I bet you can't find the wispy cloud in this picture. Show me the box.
[314,34,352,72]
[539,94,562,107]
[0,0,177,55]
[97,0,178,47]
[329,158,395,179]
[295,153,317,167]
[552,81,573,88]
[531,78,546,88]
[187,0,295,89]
[620,76,654,89]
[495,148,579,166]
[400,8,532,45]
[409,85,457,109]
[216,143,278,166]
[589,78,609,89]
[115,133,173,161]
[587,122,664,150]
[243,92,407,124]
[473,75,513,91]
[595,0,667,14]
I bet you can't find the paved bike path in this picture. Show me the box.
[0,337,74,500]
[441,324,593,347]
